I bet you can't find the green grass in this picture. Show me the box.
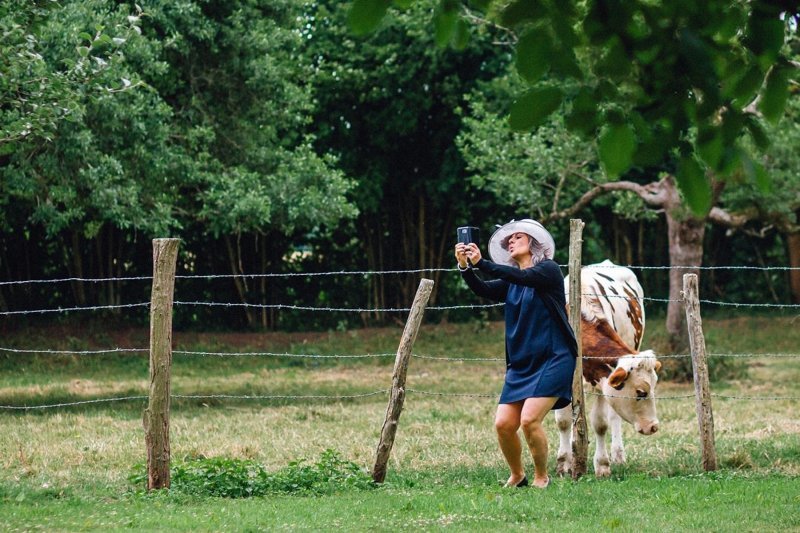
[3,474,798,531]
[1,316,799,531]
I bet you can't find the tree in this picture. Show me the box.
[304,0,510,319]
[139,0,358,326]
[0,0,358,327]
[1,1,180,307]
[457,74,799,348]
[0,1,138,151]
[349,0,800,215]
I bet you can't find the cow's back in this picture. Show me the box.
[565,259,645,350]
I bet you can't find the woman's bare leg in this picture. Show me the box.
[495,402,525,485]
[520,397,558,487]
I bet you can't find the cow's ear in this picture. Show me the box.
[654,360,662,373]
[608,367,629,390]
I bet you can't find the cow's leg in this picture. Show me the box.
[590,395,611,478]
[554,404,572,477]
[608,407,626,464]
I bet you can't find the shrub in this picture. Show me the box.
[129,449,374,497]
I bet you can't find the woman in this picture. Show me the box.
[454,219,577,489]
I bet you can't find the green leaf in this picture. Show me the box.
[755,166,770,193]
[678,29,718,108]
[451,19,470,50]
[758,65,790,123]
[720,108,745,143]
[433,6,458,47]
[508,87,563,131]
[77,46,90,57]
[564,87,597,137]
[716,6,745,41]
[78,32,92,43]
[729,64,764,106]
[549,45,583,80]
[745,14,785,62]
[717,145,743,177]
[348,0,390,36]
[596,36,629,80]
[741,153,771,193]
[675,156,712,215]
[598,123,636,177]
[696,126,723,170]
[629,113,664,167]
[515,29,552,83]
[500,0,547,28]
[744,115,770,151]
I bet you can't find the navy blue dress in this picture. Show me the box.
[461,258,577,410]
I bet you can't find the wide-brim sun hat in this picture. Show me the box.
[488,219,555,266]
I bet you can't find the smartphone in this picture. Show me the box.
[457,226,480,246]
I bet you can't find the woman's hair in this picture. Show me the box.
[528,235,551,266]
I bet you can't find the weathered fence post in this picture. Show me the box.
[143,238,179,490]
[568,219,589,479]
[682,273,717,471]
[372,278,434,483]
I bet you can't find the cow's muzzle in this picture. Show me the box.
[636,421,659,435]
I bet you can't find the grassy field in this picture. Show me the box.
[1,315,798,531]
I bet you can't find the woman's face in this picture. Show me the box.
[507,232,532,261]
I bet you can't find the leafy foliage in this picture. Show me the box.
[456,75,603,224]
[128,449,374,497]
[1,0,797,329]
[302,0,512,320]
[0,0,359,326]
[349,0,800,214]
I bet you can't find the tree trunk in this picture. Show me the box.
[556,175,709,352]
[223,234,255,327]
[107,226,116,312]
[69,230,87,306]
[665,209,705,353]
[0,239,9,313]
[363,219,384,326]
[430,203,455,306]
[788,231,800,304]
[93,229,103,306]
[259,234,268,329]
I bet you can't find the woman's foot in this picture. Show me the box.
[503,474,528,488]
[532,476,550,489]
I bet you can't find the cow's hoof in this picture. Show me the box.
[594,460,611,478]
[610,448,626,465]
[556,454,572,477]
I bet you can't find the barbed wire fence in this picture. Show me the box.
[1,262,798,407]
[1,237,799,483]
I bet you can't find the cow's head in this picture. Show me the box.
[602,351,661,435]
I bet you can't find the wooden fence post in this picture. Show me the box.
[568,219,589,479]
[372,278,434,483]
[143,238,179,490]
[682,273,717,471]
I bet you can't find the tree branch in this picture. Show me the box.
[707,206,757,228]
[709,205,800,234]
[461,6,517,46]
[545,178,668,223]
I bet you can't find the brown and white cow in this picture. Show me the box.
[555,260,661,478]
